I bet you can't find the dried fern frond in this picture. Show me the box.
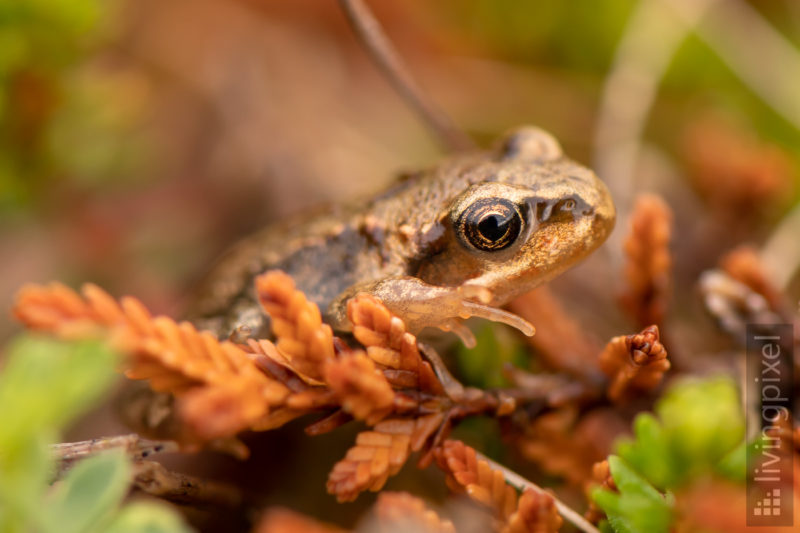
[323,350,395,425]
[435,439,519,520]
[15,281,141,336]
[254,508,345,533]
[503,487,563,533]
[435,439,563,532]
[13,282,290,441]
[620,194,672,328]
[256,270,335,382]
[598,325,669,403]
[374,492,456,533]
[347,294,443,394]
[327,414,444,502]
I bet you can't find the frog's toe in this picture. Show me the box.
[458,300,535,337]
[438,319,477,348]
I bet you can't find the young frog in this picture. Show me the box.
[188,127,615,347]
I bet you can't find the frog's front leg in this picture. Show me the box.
[326,276,535,348]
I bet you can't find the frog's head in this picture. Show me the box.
[416,127,615,305]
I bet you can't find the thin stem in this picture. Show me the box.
[760,202,800,290]
[672,0,800,132]
[476,452,602,533]
[338,0,474,153]
[51,434,179,475]
[132,460,243,508]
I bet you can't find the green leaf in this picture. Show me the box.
[0,336,117,444]
[0,335,118,533]
[656,377,744,475]
[615,377,745,490]
[0,433,52,533]
[715,435,769,483]
[43,449,131,533]
[105,501,193,533]
[591,456,674,533]
[616,413,676,488]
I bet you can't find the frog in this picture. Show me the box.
[187,126,615,348]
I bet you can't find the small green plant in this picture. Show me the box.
[592,377,748,533]
[0,335,191,533]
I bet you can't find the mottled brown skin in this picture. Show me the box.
[188,127,616,343]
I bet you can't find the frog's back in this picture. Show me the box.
[186,204,400,338]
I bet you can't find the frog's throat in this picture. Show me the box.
[458,301,535,337]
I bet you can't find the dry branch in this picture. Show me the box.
[620,194,672,328]
[598,325,669,403]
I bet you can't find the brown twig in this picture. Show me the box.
[51,434,179,475]
[337,0,474,152]
[132,460,243,508]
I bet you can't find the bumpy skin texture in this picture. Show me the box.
[188,127,616,340]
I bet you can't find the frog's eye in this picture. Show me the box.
[457,198,525,252]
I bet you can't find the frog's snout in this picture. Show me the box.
[591,176,616,241]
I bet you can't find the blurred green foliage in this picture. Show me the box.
[437,0,638,71]
[455,324,528,388]
[593,377,747,533]
[616,377,744,490]
[439,0,800,177]
[593,456,675,533]
[0,0,147,215]
[0,336,191,533]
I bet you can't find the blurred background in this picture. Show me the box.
[3,0,800,343]
[2,0,800,529]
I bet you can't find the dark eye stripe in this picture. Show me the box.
[457,198,524,252]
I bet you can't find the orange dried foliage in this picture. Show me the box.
[323,350,395,425]
[675,467,800,533]
[374,492,456,533]
[683,115,793,217]
[509,287,601,379]
[620,194,672,328]
[348,293,444,394]
[598,325,670,403]
[256,271,335,382]
[435,440,562,532]
[254,508,345,533]
[720,245,785,313]
[13,282,290,441]
[327,414,443,502]
[584,460,615,525]
[435,440,519,520]
[516,407,620,487]
[763,411,800,456]
[503,488,563,533]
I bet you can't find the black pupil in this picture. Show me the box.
[457,198,524,252]
[478,213,511,242]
